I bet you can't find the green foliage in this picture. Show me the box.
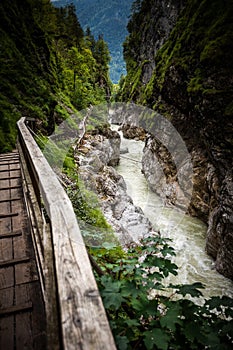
[67,178,118,247]
[36,130,116,246]
[119,0,233,117]
[67,181,109,228]
[52,0,134,83]
[90,234,233,349]
[54,154,116,246]
[187,69,204,93]
[0,0,112,153]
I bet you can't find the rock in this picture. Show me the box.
[206,170,233,279]
[115,0,233,279]
[112,105,233,279]
[77,127,155,245]
[99,167,153,244]
[120,147,129,154]
[120,124,147,141]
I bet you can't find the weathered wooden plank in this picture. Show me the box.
[0,214,12,234]
[9,165,20,171]
[0,161,19,166]
[0,317,14,350]
[0,176,21,181]
[0,158,18,162]
[0,168,20,173]
[0,154,19,159]
[0,212,19,218]
[0,198,11,214]
[0,230,22,239]
[0,302,32,316]
[0,185,21,191]
[0,198,21,203]
[13,228,28,259]
[18,143,46,289]
[15,283,47,350]
[0,256,30,268]
[0,287,14,350]
[15,284,34,349]
[50,202,116,350]
[17,117,116,349]
[0,183,10,197]
[0,151,47,349]
[0,286,14,310]
[0,234,13,261]
[11,197,23,222]
[0,178,11,189]
[0,267,14,289]
[15,261,38,285]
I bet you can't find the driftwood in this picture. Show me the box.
[17,117,116,350]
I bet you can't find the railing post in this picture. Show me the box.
[17,117,116,350]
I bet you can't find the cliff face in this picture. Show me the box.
[119,0,233,278]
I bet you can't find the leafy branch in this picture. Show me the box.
[89,234,233,350]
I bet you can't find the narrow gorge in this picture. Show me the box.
[1,0,233,347]
[117,0,233,280]
[113,122,233,299]
[53,103,233,298]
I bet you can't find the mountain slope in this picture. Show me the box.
[52,0,134,82]
[0,0,111,152]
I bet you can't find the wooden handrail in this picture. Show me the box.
[17,117,116,350]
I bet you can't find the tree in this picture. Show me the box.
[66,3,83,47]
[93,35,111,89]
[84,27,96,53]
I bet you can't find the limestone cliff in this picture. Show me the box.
[118,0,233,278]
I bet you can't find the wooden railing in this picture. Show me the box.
[17,117,116,350]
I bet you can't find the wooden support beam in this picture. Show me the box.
[0,257,30,268]
[0,230,22,239]
[0,156,19,161]
[0,161,20,166]
[0,168,20,173]
[0,198,21,203]
[0,185,21,191]
[0,176,21,181]
[0,302,33,316]
[0,213,19,218]
[17,116,116,350]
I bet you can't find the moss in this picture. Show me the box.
[54,104,70,119]
[187,76,204,93]
[129,65,142,98]
[225,101,233,117]
[117,0,233,135]
[67,179,117,247]
[0,93,21,151]
[200,32,233,65]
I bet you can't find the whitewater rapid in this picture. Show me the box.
[112,125,233,299]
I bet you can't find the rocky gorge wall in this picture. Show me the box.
[75,126,154,245]
[117,0,233,279]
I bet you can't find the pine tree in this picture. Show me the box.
[66,3,83,47]
[85,27,96,53]
[93,35,111,89]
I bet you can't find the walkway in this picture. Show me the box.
[0,151,47,349]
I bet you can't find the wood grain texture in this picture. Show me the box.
[17,118,116,350]
[0,150,46,349]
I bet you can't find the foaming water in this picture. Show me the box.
[113,125,233,299]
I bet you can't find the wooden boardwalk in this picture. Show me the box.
[0,151,47,349]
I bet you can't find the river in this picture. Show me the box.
[112,125,233,299]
